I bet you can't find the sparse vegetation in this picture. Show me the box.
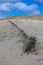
[18,29,38,55]
[22,36,37,55]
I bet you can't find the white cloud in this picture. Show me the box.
[32,10,40,15]
[0,2,40,17]
[14,2,38,11]
[0,2,39,12]
[0,3,10,12]
[0,3,15,12]
[14,2,40,15]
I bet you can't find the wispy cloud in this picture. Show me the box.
[0,2,40,18]
[0,3,15,12]
[32,10,40,15]
[14,2,40,15]
[0,3,10,12]
[14,2,38,11]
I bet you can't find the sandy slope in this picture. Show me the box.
[0,16,43,65]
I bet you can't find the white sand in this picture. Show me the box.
[0,18,43,65]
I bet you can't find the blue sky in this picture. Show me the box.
[0,0,43,18]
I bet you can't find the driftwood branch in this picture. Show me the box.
[8,20,39,55]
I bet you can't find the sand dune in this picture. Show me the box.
[0,16,43,65]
